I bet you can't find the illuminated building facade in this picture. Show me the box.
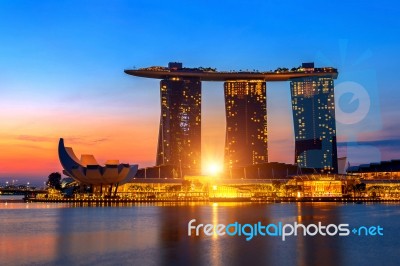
[58,138,138,196]
[156,63,201,174]
[290,63,338,172]
[125,62,339,177]
[302,180,343,197]
[224,81,268,169]
[347,159,400,179]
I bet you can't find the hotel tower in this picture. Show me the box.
[156,63,201,174]
[290,63,338,173]
[224,81,268,169]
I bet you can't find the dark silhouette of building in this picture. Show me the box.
[223,162,314,179]
[156,63,201,175]
[347,159,400,179]
[224,81,268,170]
[290,63,338,173]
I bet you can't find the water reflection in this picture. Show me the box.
[0,202,398,265]
[291,203,344,266]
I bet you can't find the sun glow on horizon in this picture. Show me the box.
[204,162,223,176]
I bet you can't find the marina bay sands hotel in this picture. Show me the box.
[125,62,338,176]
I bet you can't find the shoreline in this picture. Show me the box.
[22,197,400,204]
[0,199,24,203]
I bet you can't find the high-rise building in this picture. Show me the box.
[224,80,268,170]
[125,62,338,177]
[290,64,338,173]
[156,63,201,174]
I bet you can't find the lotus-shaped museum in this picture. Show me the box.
[58,138,138,185]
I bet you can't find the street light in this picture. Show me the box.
[179,159,182,179]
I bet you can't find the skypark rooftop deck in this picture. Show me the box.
[124,64,338,81]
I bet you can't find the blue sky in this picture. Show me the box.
[1,0,400,181]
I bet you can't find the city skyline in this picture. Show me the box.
[126,62,339,175]
[1,1,400,180]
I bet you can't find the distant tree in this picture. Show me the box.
[272,180,282,191]
[182,180,191,192]
[356,183,366,192]
[351,182,367,196]
[47,172,62,190]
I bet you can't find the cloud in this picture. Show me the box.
[381,123,400,139]
[17,135,55,142]
[65,137,109,146]
[338,139,400,148]
[16,135,109,146]
[338,138,400,163]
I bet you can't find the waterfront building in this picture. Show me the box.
[362,179,400,198]
[156,63,202,175]
[302,180,343,197]
[288,174,345,197]
[290,63,338,173]
[337,157,347,174]
[58,138,138,196]
[224,80,268,169]
[137,162,313,179]
[347,159,400,179]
